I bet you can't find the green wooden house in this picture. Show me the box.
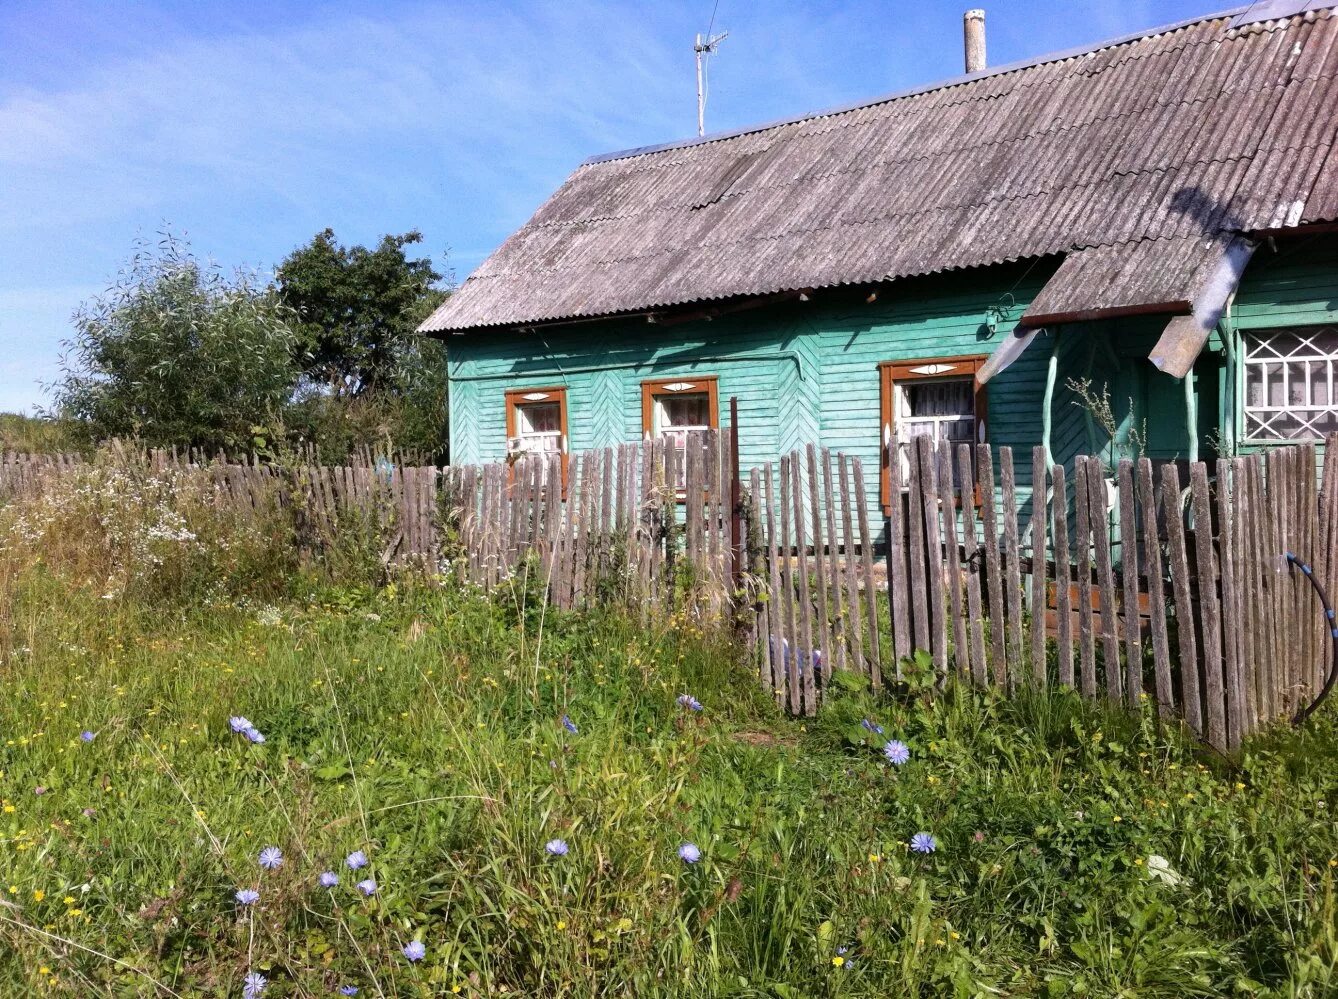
[421,3,1338,521]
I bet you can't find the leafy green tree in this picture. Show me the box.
[52,232,300,452]
[277,229,450,459]
[277,228,447,397]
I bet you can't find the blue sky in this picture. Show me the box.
[0,0,1226,413]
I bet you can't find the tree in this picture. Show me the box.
[277,229,450,459]
[276,228,447,398]
[52,232,300,452]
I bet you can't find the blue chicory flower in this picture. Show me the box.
[235,888,259,906]
[244,727,265,744]
[243,971,267,998]
[676,694,703,712]
[561,714,578,735]
[258,846,283,870]
[860,719,884,735]
[883,740,911,765]
[356,879,377,896]
[403,940,426,962]
[678,842,701,864]
[910,832,937,854]
[229,716,253,734]
[318,871,339,888]
[80,730,96,742]
[345,850,368,870]
[339,987,359,996]
[545,838,569,857]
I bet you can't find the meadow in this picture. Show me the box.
[0,458,1335,997]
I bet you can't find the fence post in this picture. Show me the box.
[729,396,743,597]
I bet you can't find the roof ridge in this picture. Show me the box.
[583,4,1269,167]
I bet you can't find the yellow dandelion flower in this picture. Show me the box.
[63,896,74,905]
[1113,815,1122,823]
[832,955,845,967]
[32,890,44,901]
[556,920,567,931]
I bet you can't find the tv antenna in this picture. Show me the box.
[694,28,728,136]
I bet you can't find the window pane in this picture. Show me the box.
[517,402,559,436]
[655,392,710,433]
[942,418,976,443]
[1245,363,1265,407]
[1266,363,1284,407]
[1308,360,1329,406]
[906,379,973,418]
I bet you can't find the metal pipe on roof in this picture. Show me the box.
[964,10,987,73]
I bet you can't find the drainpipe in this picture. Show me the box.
[1218,318,1236,457]
[1184,367,1198,465]
[1026,329,1062,550]
[1040,330,1061,470]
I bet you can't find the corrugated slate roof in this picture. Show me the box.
[421,4,1338,334]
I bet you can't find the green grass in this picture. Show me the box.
[0,413,84,455]
[0,567,1335,998]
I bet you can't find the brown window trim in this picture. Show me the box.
[504,386,569,494]
[641,376,720,501]
[879,355,988,514]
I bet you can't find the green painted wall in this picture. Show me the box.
[445,233,1337,531]
[447,263,1063,523]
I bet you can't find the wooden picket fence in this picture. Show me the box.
[441,431,737,611]
[743,446,887,715]
[0,433,740,614]
[745,433,1338,751]
[7,429,1336,750]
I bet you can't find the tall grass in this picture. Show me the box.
[0,458,1335,996]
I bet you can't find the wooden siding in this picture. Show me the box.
[448,264,1058,523]
[446,235,1338,525]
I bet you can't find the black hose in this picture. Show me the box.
[1286,552,1338,726]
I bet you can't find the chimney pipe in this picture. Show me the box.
[964,9,986,74]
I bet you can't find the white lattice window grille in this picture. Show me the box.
[1242,325,1338,442]
[891,377,977,483]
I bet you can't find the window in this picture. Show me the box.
[1242,325,1338,441]
[641,377,719,490]
[879,356,987,511]
[505,387,568,485]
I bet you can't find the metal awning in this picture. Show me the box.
[978,234,1256,383]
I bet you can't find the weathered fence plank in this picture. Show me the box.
[1000,448,1025,687]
